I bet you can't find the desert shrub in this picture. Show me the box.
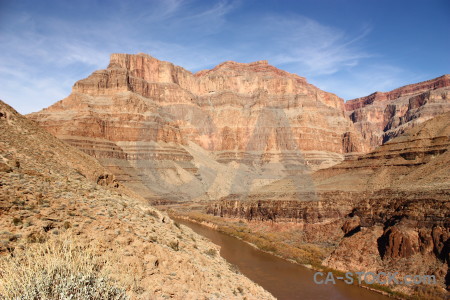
[26,231,46,243]
[145,209,159,219]
[204,248,217,257]
[169,240,179,251]
[0,235,128,300]
[63,221,72,229]
[229,263,240,274]
[12,217,22,226]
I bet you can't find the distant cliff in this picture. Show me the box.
[345,75,450,148]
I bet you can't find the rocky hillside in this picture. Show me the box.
[0,100,274,299]
[345,75,450,149]
[28,53,368,202]
[317,113,449,292]
[210,113,450,294]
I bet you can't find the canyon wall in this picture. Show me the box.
[29,54,449,204]
[345,75,450,148]
[29,53,368,202]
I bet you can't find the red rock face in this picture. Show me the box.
[345,75,450,149]
[379,226,419,259]
[28,53,368,202]
[212,113,450,291]
[66,53,363,154]
[345,75,450,110]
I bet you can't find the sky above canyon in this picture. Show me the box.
[0,0,449,114]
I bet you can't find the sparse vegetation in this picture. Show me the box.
[63,221,71,229]
[204,248,217,257]
[12,217,22,226]
[145,209,159,219]
[0,100,275,299]
[169,240,179,251]
[26,231,46,243]
[0,235,128,299]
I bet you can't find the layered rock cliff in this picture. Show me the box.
[0,100,274,299]
[29,53,368,202]
[345,75,450,149]
[209,113,450,293]
[319,113,450,293]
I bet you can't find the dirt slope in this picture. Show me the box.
[0,100,274,299]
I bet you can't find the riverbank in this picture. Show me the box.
[168,209,445,300]
[172,215,394,300]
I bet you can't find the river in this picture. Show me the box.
[175,218,392,300]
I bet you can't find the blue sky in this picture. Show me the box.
[1,0,449,114]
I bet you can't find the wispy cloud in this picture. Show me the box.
[0,0,419,114]
[177,0,237,27]
[0,0,242,115]
[310,64,421,100]
[135,0,185,21]
[253,16,372,76]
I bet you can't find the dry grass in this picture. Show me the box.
[0,234,128,300]
[204,248,218,257]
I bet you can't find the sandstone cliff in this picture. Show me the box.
[345,75,450,149]
[29,53,368,202]
[0,100,274,299]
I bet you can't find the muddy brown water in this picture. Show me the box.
[175,218,392,300]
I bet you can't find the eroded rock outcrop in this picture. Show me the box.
[322,113,450,292]
[210,113,450,293]
[345,75,450,148]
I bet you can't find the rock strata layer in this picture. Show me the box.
[29,53,368,202]
[345,75,450,148]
